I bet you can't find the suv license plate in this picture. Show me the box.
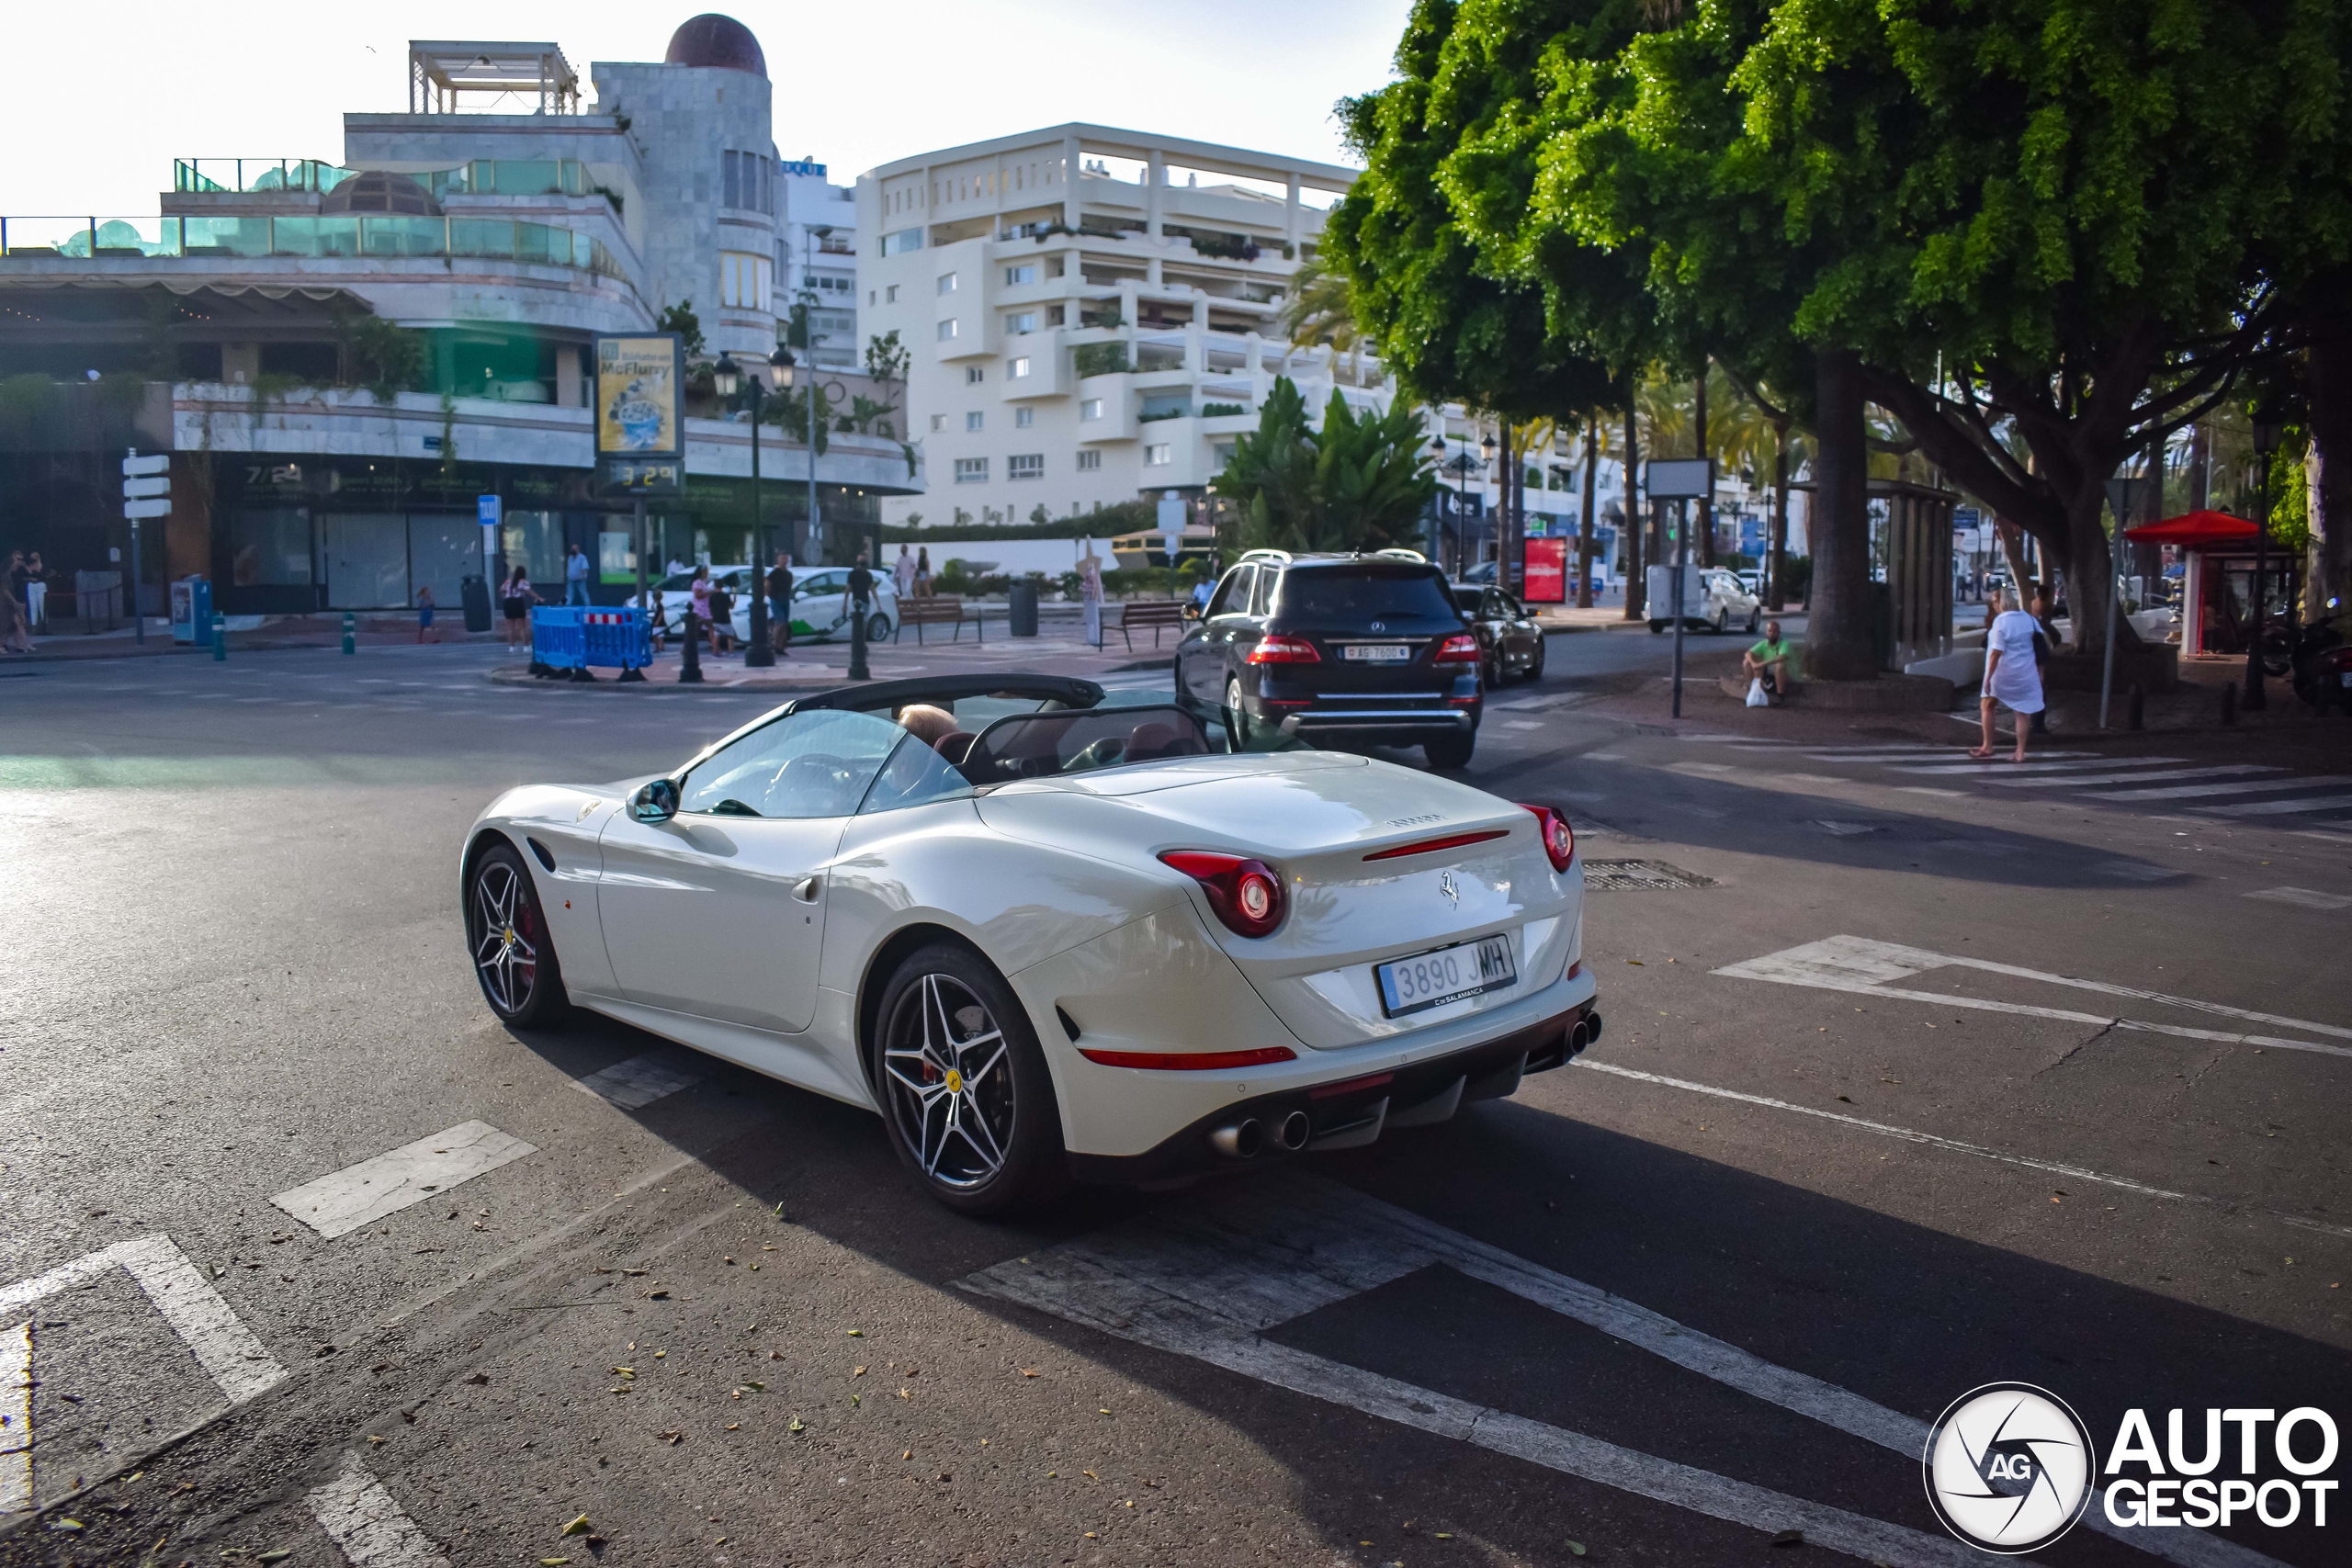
[1375,934,1517,1018]
[1344,643,1413,662]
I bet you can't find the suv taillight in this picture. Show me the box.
[1159,851,1287,937]
[1434,633,1481,664]
[1247,634,1321,664]
[1519,804,1575,871]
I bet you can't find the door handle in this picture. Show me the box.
[792,875,821,902]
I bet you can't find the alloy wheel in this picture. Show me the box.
[470,859,539,1015]
[880,973,1017,1190]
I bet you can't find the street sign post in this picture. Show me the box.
[478,494,502,581]
[123,450,171,646]
[1645,460,1714,718]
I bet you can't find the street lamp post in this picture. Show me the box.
[1480,432,1498,580]
[2246,404,2280,710]
[712,345,796,668]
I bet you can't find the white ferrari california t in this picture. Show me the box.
[461,674,1601,1213]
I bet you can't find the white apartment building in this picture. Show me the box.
[854,125,1385,527]
[778,159,860,369]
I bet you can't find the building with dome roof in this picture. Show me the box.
[0,23,897,618]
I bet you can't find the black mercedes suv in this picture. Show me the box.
[1174,549,1484,768]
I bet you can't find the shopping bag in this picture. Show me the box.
[1745,677,1769,707]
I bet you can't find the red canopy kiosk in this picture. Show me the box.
[2122,510,2293,658]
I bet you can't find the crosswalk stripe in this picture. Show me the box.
[307,1454,451,1567]
[271,1122,537,1239]
[571,1049,707,1110]
[1984,765,2279,789]
[2087,774,2352,803]
[2245,886,2352,910]
[2194,791,2352,818]
[1896,756,2185,775]
[1,1322,28,1515]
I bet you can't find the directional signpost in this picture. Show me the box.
[123,450,170,646]
[1645,458,1714,718]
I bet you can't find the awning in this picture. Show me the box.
[2122,509,2259,548]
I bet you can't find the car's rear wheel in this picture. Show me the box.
[465,842,569,1027]
[871,942,1065,1215]
[866,612,892,642]
[1424,730,1476,770]
[1223,677,1254,747]
[1713,607,1730,634]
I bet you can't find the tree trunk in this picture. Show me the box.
[1622,400,1645,619]
[1996,519,2033,606]
[2306,296,2352,616]
[1805,347,1877,681]
[1694,367,1716,569]
[1768,419,1790,611]
[2062,478,2116,656]
[2188,421,2211,511]
[1577,412,1598,610]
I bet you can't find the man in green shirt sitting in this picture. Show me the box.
[1743,620,1793,705]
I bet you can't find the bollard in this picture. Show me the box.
[210,612,226,661]
[2221,681,2238,726]
[2127,683,2144,732]
[342,611,356,656]
[679,611,704,684]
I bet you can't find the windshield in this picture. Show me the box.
[1280,567,1459,623]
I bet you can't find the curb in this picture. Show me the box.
[485,665,842,694]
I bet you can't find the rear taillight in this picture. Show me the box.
[1520,804,1575,871]
[1433,633,1481,664]
[1159,851,1287,937]
[1246,634,1321,664]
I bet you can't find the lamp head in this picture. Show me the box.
[773,346,797,389]
[710,351,741,400]
[1480,434,1498,456]
[2252,399,2284,457]
[809,224,832,241]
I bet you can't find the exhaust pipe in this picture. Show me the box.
[1208,1118,1263,1159]
[1583,1011,1603,1046]
[1278,1111,1311,1151]
[1566,1020,1591,1056]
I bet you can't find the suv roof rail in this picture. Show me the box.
[1370,547,1429,563]
[1238,548,1293,565]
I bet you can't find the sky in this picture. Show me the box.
[2,2,1415,218]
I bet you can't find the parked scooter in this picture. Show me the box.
[2288,606,2351,714]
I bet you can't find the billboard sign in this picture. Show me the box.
[1522,536,1567,604]
[595,333,684,497]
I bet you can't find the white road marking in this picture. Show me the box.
[307,1453,451,1568]
[1984,765,2279,790]
[1895,756,2185,775]
[1498,719,1545,731]
[1,1323,28,1516]
[2086,774,2352,803]
[1716,935,2352,1055]
[571,1049,708,1110]
[2195,791,2352,818]
[2246,886,2352,911]
[962,1176,2278,1568]
[113,1235,288,1404]
[272,1122,537,1239]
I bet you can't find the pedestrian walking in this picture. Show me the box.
[500,566,535,652]
[894,543,915,599]
[1080,548,1104,649]
[848,550,875,632]
[0,556,30,656]
[1973,586,2045,761]
[689,565,713,652]
[637,585,670,653]
[563,541,591,605]
[23,551,49,629]
[914,546,932,597]
[768,550,795,657]
[415,585,438,643]
[708,578,737,656]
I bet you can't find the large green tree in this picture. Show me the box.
[1214,377,1437,553]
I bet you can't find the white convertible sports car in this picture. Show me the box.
[461,675,1601,1213]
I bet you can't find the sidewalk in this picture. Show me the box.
[487,622,1172,691]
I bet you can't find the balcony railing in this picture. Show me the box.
[174,159,598,200]
[0,214,629,281]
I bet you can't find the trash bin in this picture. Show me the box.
[1008,580,1040,637]
[460,574,493,634]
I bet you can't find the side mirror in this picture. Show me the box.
[631,778,679,823]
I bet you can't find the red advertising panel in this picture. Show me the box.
[1522,536,1567,604]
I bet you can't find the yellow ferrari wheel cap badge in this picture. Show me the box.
[944,1067,965,1094]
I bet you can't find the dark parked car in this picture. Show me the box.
[1452,584,1546,684]
[1176,549,1485,769]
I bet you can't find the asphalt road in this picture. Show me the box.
[2,629,2346,1568]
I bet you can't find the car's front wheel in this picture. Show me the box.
[871,942,1065,1215]
[465,841,569,1027]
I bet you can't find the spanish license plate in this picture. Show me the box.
[1375,934,1517,1018]
[1343,643,1413,662]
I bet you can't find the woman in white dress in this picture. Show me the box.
[1079,550,1104,649]
[1974,586,2045,760]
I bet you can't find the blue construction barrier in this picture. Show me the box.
[530,606,650,682]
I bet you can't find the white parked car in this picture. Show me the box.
[460,675,1600,1213]
[1645,564,1761,635]
[652,568,899,645]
